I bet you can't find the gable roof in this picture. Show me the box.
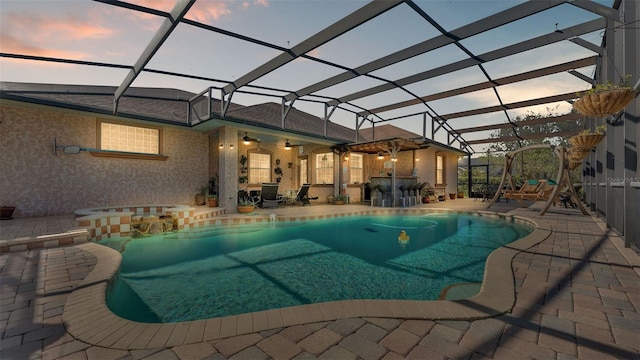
[0,81,466,152]
[357,124,422,141]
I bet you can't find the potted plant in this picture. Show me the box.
[1,206,16,220]
[195,185,207,206]
[569,125,606,150]
[449,193,456,200]
[236,198,255,213]
[457,191,464,198]
[239,155,248,174]
[207,194,218,207]
[208,175,218,206]
[421,186,434,203]
[333,194,348,205]
[573,75,635,117]
[274,159,283,182]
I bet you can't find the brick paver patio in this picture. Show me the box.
[1,201,639,359]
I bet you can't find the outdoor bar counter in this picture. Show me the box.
[370,176,418,206]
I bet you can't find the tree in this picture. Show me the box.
[487,107,584,183]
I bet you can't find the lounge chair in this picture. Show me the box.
[295,184,318,206]
[260,183,282,208]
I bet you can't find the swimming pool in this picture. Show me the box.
[101,212,532,323]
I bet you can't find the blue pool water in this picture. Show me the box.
[101,213,532,323]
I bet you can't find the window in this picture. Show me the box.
[249,152,271,184]
[299,157,308,184]
[349,153,363,184]
[99,121,161,154]
[436,153,445,185]
[315,152,333,184]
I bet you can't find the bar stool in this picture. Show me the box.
[417,182,426,205]
[413,183,422,205]
[366,183,378,207]
[397,184,407,207]
[376,185,389,207]
[407,184,417,206]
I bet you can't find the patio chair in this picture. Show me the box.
[260,183,282,208]
[238,190,259,206]
[295,184,318,206]
[249,190,261,205]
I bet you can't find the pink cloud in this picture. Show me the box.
[242,0,268,10]
[186,1,232,22]
[3,13,112,41]
[118,0,176,20]
[0,33,90,61]
[125,0,176,12]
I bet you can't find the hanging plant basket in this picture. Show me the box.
[567,147,592,161]
[568,134,605,150]
[568,160,582,170]
[573,88,635,117]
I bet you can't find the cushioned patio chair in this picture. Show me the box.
[260,183,282,208]
[295,184,318,206]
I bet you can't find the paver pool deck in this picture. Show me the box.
[1,199,639,359]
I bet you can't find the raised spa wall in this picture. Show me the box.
[74,205,224,241]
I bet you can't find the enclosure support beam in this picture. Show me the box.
[113,0,196,114]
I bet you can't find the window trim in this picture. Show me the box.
[96,119,166,160]
[247,149,273,185]
[348,153,364,184]
[298,155,309,185]
[314,150,334,185]
[435,152,446,186]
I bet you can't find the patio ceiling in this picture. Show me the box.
[347,138,423,155]
[0,0,622,154]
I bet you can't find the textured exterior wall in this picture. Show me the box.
[0,101,209,217]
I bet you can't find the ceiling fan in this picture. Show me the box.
[278,138,303,150]
[242,132,260,144]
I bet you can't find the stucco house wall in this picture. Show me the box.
[0,101,209,217]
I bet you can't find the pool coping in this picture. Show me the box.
[62,209,550,349]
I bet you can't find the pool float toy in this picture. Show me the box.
[398,230,410,249]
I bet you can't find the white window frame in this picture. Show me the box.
[299,156,308,185]
[98,120,161,155]
[349,153,363,184]
[315,152,334,185]
[436,153,445,185]
[248,150,272,184]
[94,120,167,160]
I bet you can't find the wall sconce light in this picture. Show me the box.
[344,153,349,161]
[415,157,420,161]
[377,152,384,159]
[230,144,234,149]
[391,156,398,162]
[219,143,224,149]
[285,139,291,150]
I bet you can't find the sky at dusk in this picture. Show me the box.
[0,0,613,152]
